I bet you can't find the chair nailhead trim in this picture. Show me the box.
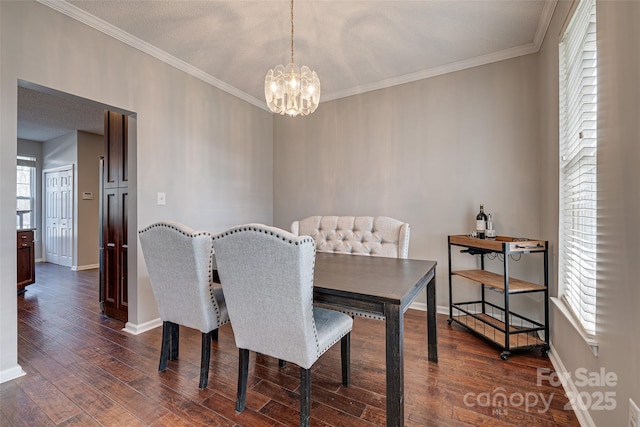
[213,224,319,354]
[213,225,314,246]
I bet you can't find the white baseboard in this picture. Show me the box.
[408,301,450,316]
[72,264,99,271]
[123,317,162,335]
[548,343,595,427]
[0,365,26,384]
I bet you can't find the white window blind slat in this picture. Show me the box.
[558,0,597,336]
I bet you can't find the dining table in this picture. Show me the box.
[213,251,438,427]
[312,251,437,427]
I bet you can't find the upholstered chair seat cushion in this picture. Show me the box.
[313,307,355,356]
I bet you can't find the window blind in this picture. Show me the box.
[17,155,36,168]
[558,0,597,336]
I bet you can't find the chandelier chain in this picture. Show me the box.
[290,0,294,64]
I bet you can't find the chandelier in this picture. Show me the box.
[264,0,320,117]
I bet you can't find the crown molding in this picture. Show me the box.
[37,0,270,112]
[323,0,556,102]
[319,0,558,103]
[534,0,558,50]
[38,0,557,108]
[322,42,540,102]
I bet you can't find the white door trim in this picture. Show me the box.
[42,165,74,267]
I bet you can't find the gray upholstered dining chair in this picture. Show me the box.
[211,224,353,427]
[291,215,410,319]
[138,221,229,389]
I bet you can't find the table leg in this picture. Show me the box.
[384,303,404,427]
[426,275,438,363]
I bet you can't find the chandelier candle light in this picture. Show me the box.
[264,0,320,117]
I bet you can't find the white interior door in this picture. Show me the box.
[45,171,60,265]
[58,169,73,267]
[44,167,73,267]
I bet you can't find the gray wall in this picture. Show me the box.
[539,1,640,426]
[76,131,103,269]
[43,132,77,170]
[274,53,545,315]
[0,1,272,379]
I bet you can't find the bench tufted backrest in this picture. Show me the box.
[291,216,410,258]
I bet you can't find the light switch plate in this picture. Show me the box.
[157,192,166,205]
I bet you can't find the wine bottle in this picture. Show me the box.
[476,204,487,239]
[486,213,496,239]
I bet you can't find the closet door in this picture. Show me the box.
[102,187,128,321]
[58,168,73,267]
[101,111,128,322]
[44,167,73,267]
[45,171,60,265]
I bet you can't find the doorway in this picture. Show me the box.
[17,80,136,323]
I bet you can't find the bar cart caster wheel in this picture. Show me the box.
[541,345,550,356]
[500,351,510,360]
[447,318,453,325]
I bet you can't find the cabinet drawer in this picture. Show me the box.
[17,230,34,246]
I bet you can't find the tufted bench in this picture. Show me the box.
[291,215,410,258]
[291,216,410,320]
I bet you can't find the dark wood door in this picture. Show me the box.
[103,110,128,189]
[101,111,128,322]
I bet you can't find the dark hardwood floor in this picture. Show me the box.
[1,262,579,426]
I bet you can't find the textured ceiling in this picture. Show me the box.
[18,0,556,141]
[18,85,106,142]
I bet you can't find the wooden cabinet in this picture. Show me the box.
[447,235,549,359]
[101,111,129,322]
[17,229,35,294]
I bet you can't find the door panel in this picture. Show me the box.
[103,111,128,188]
[59,168,73,267]
[101,111,128,322]
[120,190,128,309]
[44,168,73,267]
[45,172,59,264]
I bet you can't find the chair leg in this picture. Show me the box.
[236,348,250,413]
[159,321,172,371]
[199,331,213,389]
[169,322,179,360]
[212,328,219,341]
[341,333,351,387]
[300,367,311,427]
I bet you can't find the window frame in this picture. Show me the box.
[17,155,37,230]
[557,0,598,338]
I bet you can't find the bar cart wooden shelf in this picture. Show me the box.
[447,235,549,359]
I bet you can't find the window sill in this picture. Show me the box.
[551,297,599,357]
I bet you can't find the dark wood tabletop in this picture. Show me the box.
[313,251,437,304]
